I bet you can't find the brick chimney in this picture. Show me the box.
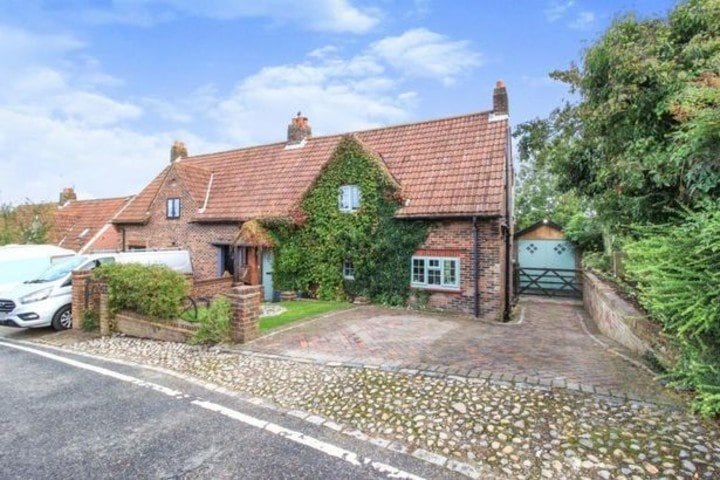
[493,80,509,116]
[170,141,188,163]
[59,187,77,205]
[287,112,312,145]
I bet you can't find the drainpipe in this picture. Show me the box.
[473,216,479,318]
[121,227,126,252]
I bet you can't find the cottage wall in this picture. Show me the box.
[411,218,506,320]
[117,170,239,281]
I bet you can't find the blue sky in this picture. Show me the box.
[0,0,677,204]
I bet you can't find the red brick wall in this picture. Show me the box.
[191,277,234,298]
[118,171,239,281]
[410,218,506,321]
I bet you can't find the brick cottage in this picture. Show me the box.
[112,82,514,320]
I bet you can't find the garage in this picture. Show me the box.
[514,220,581,297]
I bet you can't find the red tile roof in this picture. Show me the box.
[114,111,509,223]
[54,197,132,252]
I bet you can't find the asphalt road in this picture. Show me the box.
[0,336,455,480]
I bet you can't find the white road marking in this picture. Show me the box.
[0,340,183,397]
[0,339,426,480]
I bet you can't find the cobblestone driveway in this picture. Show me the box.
[245,297,677,405]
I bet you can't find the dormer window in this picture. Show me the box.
[166,198,181,219]
[338,185,361,212]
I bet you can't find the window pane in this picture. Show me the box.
[443,259,457,286]
[427,259,441,285]
[412,258,425,283]
[351,186,361,209]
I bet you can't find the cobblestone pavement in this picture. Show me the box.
[31,337,720,480]
[243,297,678,405]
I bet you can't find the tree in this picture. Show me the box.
[519,0,720,231]
[513,114,585,231]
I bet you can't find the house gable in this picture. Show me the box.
[268,136,428,303]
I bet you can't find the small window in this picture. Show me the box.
[166,198,181,219]
[343,260,355,280]
[338,185,361,212]
[411,256,460,289]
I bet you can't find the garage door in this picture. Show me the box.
[516,239,580,296]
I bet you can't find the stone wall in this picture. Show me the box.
[410,218,506,320]
[583,271,676,367]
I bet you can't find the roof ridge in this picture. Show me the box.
[182,109,494,162]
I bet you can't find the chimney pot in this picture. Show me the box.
[170,141,188,163]
[493,80,509,116]
[287,112,312,145]
[59,187,77,205]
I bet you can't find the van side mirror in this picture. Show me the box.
[62,278,72,288]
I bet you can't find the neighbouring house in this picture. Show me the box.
[7,188,132,253]
[53,189,134,253]
[113,81,514,320]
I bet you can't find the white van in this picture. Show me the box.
[0,245,76,293]
[0,250,192,330]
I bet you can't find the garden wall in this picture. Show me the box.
[583,270,676,367]
[190,277,234,298]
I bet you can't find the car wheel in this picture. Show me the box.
[51,305,72,331]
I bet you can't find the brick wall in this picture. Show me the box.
[191,277,234,298]
[118,170,239,280]
[583,271,677,367]
[410,218,506,320]
[71,270,106,329]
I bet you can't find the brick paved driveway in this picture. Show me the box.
[245,297,678,405]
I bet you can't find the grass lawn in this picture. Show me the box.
[260,300,351,332]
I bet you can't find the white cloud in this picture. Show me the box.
[211,54,413,145]
[0,23,481,204]
[544,0,575,22]
[569,11,596,30]
[77,0,381,33]
[370,28,481,86]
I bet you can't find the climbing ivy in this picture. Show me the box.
[266,136,428,305]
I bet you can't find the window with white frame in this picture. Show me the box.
[338,185,361,212]
[411,256,459,289]
[166,198,181,219]
[343,260,355,280]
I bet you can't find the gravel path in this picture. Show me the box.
[51,336,720,479]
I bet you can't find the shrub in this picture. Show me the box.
[190,297,232,344]
[624,201,720,416]
[94,263,190,320]
[82,310,99,332]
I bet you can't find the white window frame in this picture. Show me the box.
[410,256,460,290]
[338,185,361,213]
[166,197,181,219]
[343,260,355,280]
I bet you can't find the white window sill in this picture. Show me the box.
[411,284,461,293]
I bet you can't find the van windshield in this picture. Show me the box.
[27,256,88,283]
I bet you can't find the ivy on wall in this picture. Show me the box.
[266,136,428,305]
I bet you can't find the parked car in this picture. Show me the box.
[0,249,192,330]
[0,244,75,293]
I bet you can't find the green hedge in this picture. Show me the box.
[94,263,190,320]
[624,201,720,416]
